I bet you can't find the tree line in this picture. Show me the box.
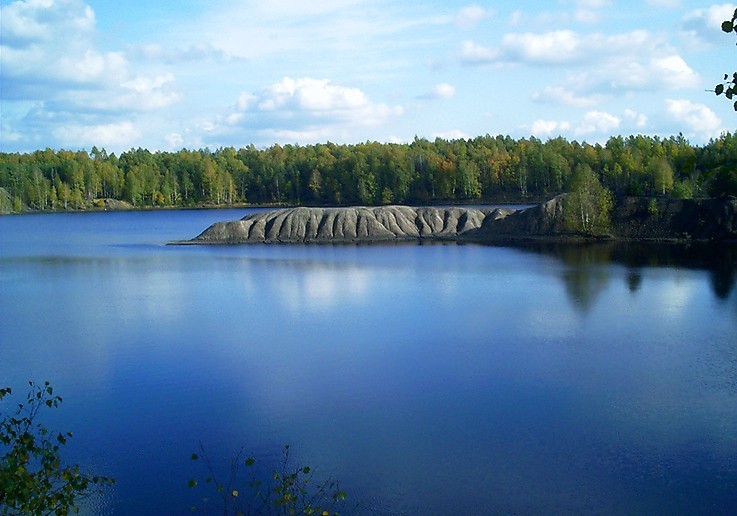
[1,133,736,213]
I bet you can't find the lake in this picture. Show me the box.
[1,208,737,514]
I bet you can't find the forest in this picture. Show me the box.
[1,132,736,213]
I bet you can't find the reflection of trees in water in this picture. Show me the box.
[626,269,643,293]
[561,267,610,312]
[553,244,613,313]
[610,243,737,302]
[711,260,737,300]
[503,241,737,311]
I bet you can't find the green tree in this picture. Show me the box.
[650,156,674,195]
[0,382,114,515]
[564,163,614,234]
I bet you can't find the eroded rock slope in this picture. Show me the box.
[189,205,512,244]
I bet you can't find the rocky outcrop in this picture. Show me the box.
[188,205,514,244]
[183,197,737,245]
[611,197,737,240]
[467,196,737,242]
[470,197,568,238]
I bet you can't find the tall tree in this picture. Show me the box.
[564,163,614,235]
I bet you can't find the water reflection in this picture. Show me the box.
[500,241,737,311]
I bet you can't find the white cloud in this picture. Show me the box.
[530,119,572,137]
[502,30,583,64]
[682,4,736,44]
[575,111,621,135]
[459,40,500,64]
[0,0,184,151]
[665,99,724,140]
[609,55,701,91]
[531,86,598,107]
[462,29,657,67]
[53,121,140,149]
[1,0,95,44]
[456,5,492,29]
[257,78,366,112]
[1,0,127,91]
[420,83,456,100]
[205,77,403,145]
[624,109,648,128]
[432,129,471,140]
[165,132,185,150]
[119,74,182,110]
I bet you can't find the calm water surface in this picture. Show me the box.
[1,209,737,514]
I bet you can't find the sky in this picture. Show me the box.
[1,0,736,153]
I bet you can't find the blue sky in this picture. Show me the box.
[1,0,735,153]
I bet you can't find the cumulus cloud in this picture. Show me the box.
[682,4,736,44]
[461,29,657,66]
[115,74,182,111]
[0,0,184,150]
[52,121,140,149]
[531,86,598,107]
[624,109,649,128]
[530,119,572,137]
[550,52,701,100]
[459,40,500,64]
[575,111,621,135]
[1,0,127,92]
[456,5,492,29]
[665,99,724,140]
[432,129,471,140]
[165,132,185,150]
[420,83,456,100]
[502,30,583,64]
[609,55,701,91]
[207,77,403,145]
[251,77,399,122]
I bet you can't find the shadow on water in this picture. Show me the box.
[494,241,737,311]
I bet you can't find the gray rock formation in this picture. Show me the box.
[473,197,567,238]
[188,205,513,244]
[182,197,737,245]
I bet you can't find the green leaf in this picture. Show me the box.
[245,457,255,466]
[188,479,198,488]
[191,453,199,461]
[716,84,725,96]
[722,20,734,33]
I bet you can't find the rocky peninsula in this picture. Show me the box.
[182,197,737,245]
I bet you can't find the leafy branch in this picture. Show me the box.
[0,381,115,515]
[189,443,349,515]
[716,8,737,110]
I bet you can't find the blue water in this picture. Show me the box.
[1,209,737,514]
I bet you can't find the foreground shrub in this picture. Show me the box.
[0,381,114,515]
